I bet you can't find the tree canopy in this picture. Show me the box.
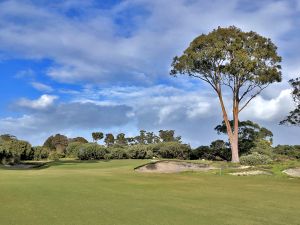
[280,77,300,125]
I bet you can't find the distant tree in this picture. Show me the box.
[159,130,181,142]
[215,120,273,154]
[43,135,55,150]
[51,134,68,154]
[104,133,115,147]
[92,132,104,143]
[69,137,88,144]
[171,26,282,162]
[43,134,68,154]
[145,132,160,144]
[126,137,137,145]
[0,137,31,164]
[280,77,300,125]
[0,134,17,141]
[116,133,128,146]
[135,130,147,144]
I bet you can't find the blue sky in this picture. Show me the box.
[0,0,299,146]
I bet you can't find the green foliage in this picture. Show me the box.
[273,145,300,159]
[191,140,231,161]
[104,133,115,147]
[32,146,49,160]
[116,133,128,146]
[280,77,300,125]
[66,142,85,158]
[126,144,152,159]
[43,134,69,153]
[0,137,31,164]
[49,151,64,161]
[77,143,108,160]
[92,132,104,142]
[108,147,129,159]
[154,142,190,159]
[69,137,88,144]
[215,120,273,154]
[240,152,272,166]
[159,130,181,142]
[171,26,281,85]
[249,139,273,157]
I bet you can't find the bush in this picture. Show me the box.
[32,146,49,160]
[192,141,231,161]
[273,145,300,159]
[108,147,129,159]
[127,144,152,159]
[66,142,84,158]
[77,143,108,160]
[49,151,64,161]
[250,139,273,157]
[240,152,272,166]
[0,138,31,164]
[155,142,191,159]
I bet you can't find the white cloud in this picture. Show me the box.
[241,89,294,121]
[30,82,54,92]
[0,0,298,84]
[17,94,58,109]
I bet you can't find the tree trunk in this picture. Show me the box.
[217,92,240,163]
[231,104,240,163]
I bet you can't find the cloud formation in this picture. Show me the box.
[0,0,299,146]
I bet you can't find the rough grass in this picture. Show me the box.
[0,159,299,225]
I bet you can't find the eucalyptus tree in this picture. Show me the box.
[92,132,104,143]
[280,77,300,125]
[171,26,282,162]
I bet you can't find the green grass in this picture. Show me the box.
[0,160,299,225]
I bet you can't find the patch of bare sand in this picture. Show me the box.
[135,161,216,173]
[229,170,272,176]
[283,168,300,177]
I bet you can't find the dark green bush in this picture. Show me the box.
[0,138,31,164]
[126,144,152,159]
[108,147,129,159]
[155,142,191,159]
[240,152,272,165]
[273,145,300,159]
[32,146,49,160]
[249,139,273,157]
[77,143,108,160]
[66,142,84,158]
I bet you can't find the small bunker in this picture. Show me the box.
[134,160,216,173]
[283,168,300,177]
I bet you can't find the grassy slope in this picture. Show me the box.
[0,160,299,225]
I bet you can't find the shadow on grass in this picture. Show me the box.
[0,159,112,171]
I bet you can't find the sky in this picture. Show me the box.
[0,0,299,147]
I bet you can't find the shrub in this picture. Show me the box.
[66,142,84,158]
[108,147,129,159]
[0,138,31,164]
[240,152,272,166]
[32,146,49,160]
[77,143,108,160]
[250,139,273,157]
[127,144,151,159]
[49,151,64,161]
[273,145,300,159]
[192,141,231,161]
[155,142,191,159]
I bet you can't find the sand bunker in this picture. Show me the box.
[135,161,216,173]
[229,170,272,176]
[3,163,44,169]
[283,168,300,177]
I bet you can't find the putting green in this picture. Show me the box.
[0,160,299,225]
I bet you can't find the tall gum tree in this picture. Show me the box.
[170,26,282,162]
